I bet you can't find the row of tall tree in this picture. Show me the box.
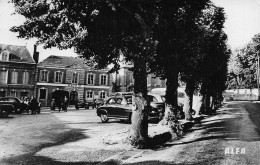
[10,0,230,148]
[227,34,260,89]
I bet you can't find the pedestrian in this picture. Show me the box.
[24,97,30,114]
[92,99,96,109]
[55,98,61,112]
[30,97,38,114]
[63,96,68,112]
[75,99,79,109]
[51,99,55,110]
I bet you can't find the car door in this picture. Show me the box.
[115,96,132,119]
[105,97,117,117]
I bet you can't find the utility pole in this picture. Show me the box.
[257,51,260,101]
[33,45,39,98]
[256,51,260,100]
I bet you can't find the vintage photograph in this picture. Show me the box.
[0,0,260,164]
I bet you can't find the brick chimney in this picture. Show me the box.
[33,45,39,64]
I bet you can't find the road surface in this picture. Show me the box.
[1,102,260,165]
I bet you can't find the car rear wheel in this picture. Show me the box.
[100,113,109,123]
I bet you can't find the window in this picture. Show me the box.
[72,72,78,84]
[11,70,18,84]
[39,88,47,99]
[0,70,7,84]
[100,74,107,85]
[100,91,106,99]
[10,91,17,97]
[40,70,48,82]
[87,73,94,85]
[86,91,93,99]
[55,71,63,83]
[23,71,29,84]
[1,52,8,61]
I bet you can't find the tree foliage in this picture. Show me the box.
[227,34,260,89]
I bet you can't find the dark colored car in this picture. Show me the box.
[0,104,14,117]
[146,93,165,120]
[0,97,27,114]
[75,100,86,109]
[96,93,165,123]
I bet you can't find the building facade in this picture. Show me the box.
[0,44,36,100]
[112,61,166,93]
[37,55,112,106]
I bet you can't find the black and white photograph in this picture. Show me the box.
[0,0,260,164]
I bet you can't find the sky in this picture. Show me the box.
[0,0,260,62]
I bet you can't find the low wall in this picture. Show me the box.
[223,88,259,101]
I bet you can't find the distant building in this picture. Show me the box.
[0,44,36,100]
[112,55,166,93]
[37,55,112,106]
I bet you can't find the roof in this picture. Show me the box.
[38,55,85,67]
[38,55,110,71]
[0,44,35,64]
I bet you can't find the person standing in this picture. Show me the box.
[30,97,38,114]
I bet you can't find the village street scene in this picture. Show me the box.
[1,0,260,165]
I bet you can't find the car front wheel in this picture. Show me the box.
[100,113,109,123]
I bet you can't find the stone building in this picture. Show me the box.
[37,55,112,106]
[0,44,36,100]
[112,61,166,93]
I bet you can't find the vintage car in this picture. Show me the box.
[0,103,14,118]
[85,98,105,109]
[96,93,165,123]
[0,97,27,114]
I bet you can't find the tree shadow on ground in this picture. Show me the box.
[0,128,91,165]
[146,102,260,150]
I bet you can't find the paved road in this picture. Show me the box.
[119,101,260,165]
[2,102,260,165]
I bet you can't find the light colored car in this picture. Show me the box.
[150,87,186,106]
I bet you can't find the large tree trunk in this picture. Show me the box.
[194,83,205,115]
[204,88,212,114]
[161,69,179,124]
[183,80,195,121]
[128,57,149,148]
[129,94,149,148]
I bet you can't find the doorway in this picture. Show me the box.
[70,91,78,105]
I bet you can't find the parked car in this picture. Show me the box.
[0,97,27,114]
[96,93,165,123]
[0,103,14,118]
[85,99,105,109]
[147,93,165,120]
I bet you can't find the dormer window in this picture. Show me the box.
[0,51,9,61]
